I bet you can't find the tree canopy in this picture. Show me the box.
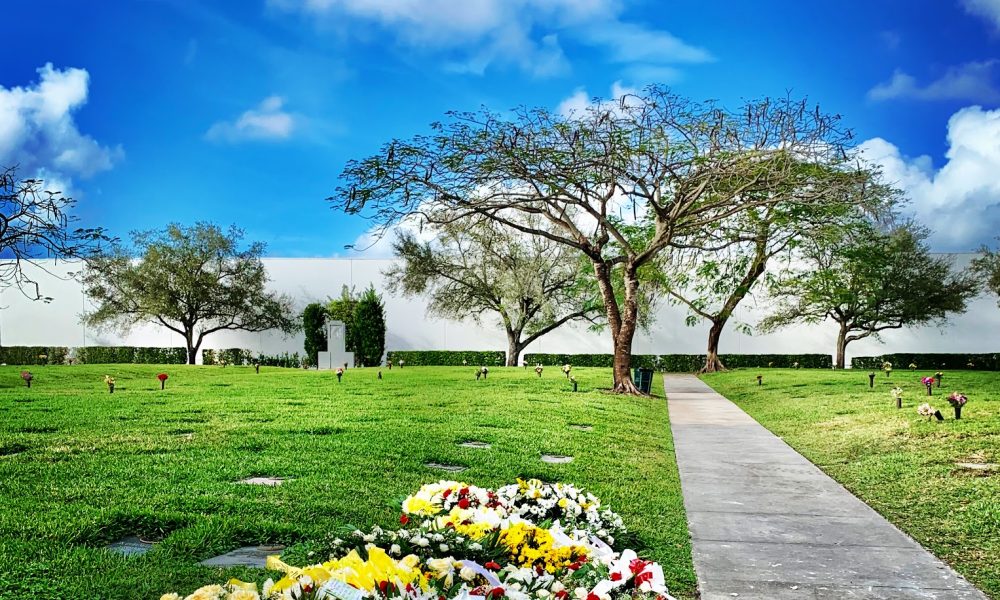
[384,218,600,366]
[972,238,1000,305]
[302,303,328,366]
[1,166,109,302]
[333,86,863,392]
[352,285,386,366]
[82,222,298,364]
[760,222,979,368]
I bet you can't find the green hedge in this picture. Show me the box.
[0,346,68,365]
[525,353,832,371]
[76,346,187,364]
[852,353,1000,371]
[202,349,303,368]
[385,350,506,366]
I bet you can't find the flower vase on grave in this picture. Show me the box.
[935,372,942,388]
[868,372,875,388]
[926,384,932,396]
[934,410,944,421]
[756,375,762,386]
[955,405,962,420]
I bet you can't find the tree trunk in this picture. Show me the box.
[505,329,524,367]
[700,320,727,373]
[613,266,642,394]
[835,322,848,370]
[185,329,200,365]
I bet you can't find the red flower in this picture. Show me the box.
[157,373,168,381]
[400,513,409,525]
[554,592,569,600]
[460,487,470,496]
[629,558,650,575]
[458,498,471,509]
[489,587,505,598]
[587,594,599,600]
[610,572,623,582]
[378,581,389,595]
[567,561,583,571]
[443,488,452,499]
[634,571,653,586]
[484,561,501,571]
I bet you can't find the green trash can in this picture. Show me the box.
[633,367,653,394]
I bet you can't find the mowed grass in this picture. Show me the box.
[0,365,695,600]
[702,368,1000,598]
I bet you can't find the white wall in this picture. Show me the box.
[1,257,997,364]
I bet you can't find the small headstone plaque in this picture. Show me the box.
[459,441,491,449]
[199,545,285,568]
[541,454,573,464]
[107,536,154,556]
[236,476,291,486]
[568,424,593,431]
[425,462,467,472]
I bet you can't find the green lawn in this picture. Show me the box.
[0,365,695,599]
[702,368,1000,598]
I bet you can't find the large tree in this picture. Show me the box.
[82,222,298,364]
[664,178,890,373]
[760,222,979,369]
[384,219,601,366]
[1,166,109,302]
[333,86,861,392]
[972,237,1000,304]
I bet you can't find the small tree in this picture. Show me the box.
[352,285,386,366]
[82,222,298,364]
[1,166,109,302]
[302,303,328,365]
[326,285,359,352]
[665,179,890,372]
[384,219,600,366]
[972,237,1000,304]
[760,222,979,369]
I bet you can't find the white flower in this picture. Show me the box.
[469,542,482,551]
[439,544,450,552]
[415,537,430,547]
[459,567,477,581]
[389,544,401,555]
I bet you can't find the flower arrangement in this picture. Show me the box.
[562,364,572,378]
[917,403,935,419]
[882,361,892,376]
[158,373,169,390]
[104,375,116,394]
[535,365,544,378]
[908,363,917,371]
[890,386,903,409]
[20,371,33,388]
[792,361,799,369]
[161,479,671,600]
[946,392,967,407]
[336,367,344,382]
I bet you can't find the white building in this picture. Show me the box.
[1,257,997,364]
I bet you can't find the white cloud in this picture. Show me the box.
[205,96,295,142]
[0,63,121,188]
[556,81,639,118]
[963,0,1000,28]
[868,61,1000,103]
[859,105,1000,250]
[269,0,710,79]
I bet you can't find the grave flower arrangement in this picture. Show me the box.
[917,403,935,419]
[890,386,903,409]
[535,365,544,378]
[104,375,116,394]
[20,370,33,388]
[882,361,892,376]
[158,373,169,389]
[161,479,672,600]
[562,365,572,378]
[921,376,935,395]
[947,392,967,419]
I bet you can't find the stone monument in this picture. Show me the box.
[317,320,354,369]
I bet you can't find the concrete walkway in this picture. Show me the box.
[665,374,987,600]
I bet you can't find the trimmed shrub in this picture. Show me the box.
[76,346,187,364]
[852,353,999,371]
[202,348,255,366]
[0,346,68,365]
[385,350,506,366]
[525,353,832,371]
[257,352,302,368]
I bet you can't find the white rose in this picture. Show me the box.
[440,544,450,552]
[389,544,401,555]
[459,567,477,581]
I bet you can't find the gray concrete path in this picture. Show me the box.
[665,374,987,600]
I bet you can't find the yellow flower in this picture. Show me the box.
[160,595,181,600]
[184,585,224,600]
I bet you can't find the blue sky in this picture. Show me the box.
[2,0,1000,254]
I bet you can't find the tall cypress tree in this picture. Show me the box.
[352,286,386,366]
[302,303,327,365]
